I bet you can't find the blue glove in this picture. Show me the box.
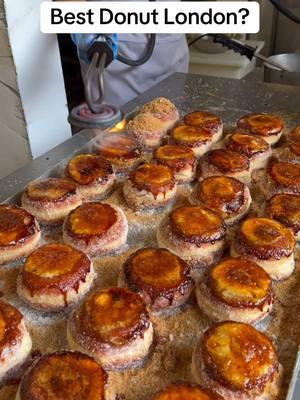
[71,34,119,64]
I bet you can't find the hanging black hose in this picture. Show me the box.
[269,0,300,25]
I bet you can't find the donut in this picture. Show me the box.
[16,351,113,400]
[153,382,224,400]
[123,163,177,211]
[126,113,167,150]
[67,287,153,370]
[170,125,213,157]
[266,194,300,240]
[192,321,281,400]
[121,248,194,315]
[0,301,32,381]
[154,144,197,183]
[200,149,251,185]
[190,176,251,225]
[196,257,273,324]
[17,243,95,311]
[65,154,115,200]
[237,113,284,146]
[63,202,128,256]
[230,217,295,280]
[0,204,40,265]
[95,133,144,173]
[157,206,226,277]
[183,111,223,143]
[140,97,179,131]
[22,178,82,225]
[226,132,272,170]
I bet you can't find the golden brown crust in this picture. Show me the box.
[183,111,222,133]
[124,248,193,309]
[21,243,92,305]
[169,206,226,245]
[208,257,272,308]
[269,161,300,193]
[286,125,300,143]
[237,113,284,136]
[0,205,40,247]
[24,178,77,203]
[154,144,196,172]
[95,133,143,162]
[69,287,150,351]
[226,132,270,158]
[129,163,175,198]
[19,351,107,400]
[154,382,224,400]
[64,202,117,240]
[266,194,300,236]
[201,322,279,392]
[67,154,114,185]
[170,125,212,148]
[236,217,295,260]
[205,149,250,174]
[0,301,23,357]
[195,176,247,219]
[140,97,178,121]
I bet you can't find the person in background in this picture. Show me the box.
[61,0,189,107]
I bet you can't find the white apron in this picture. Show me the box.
[81,1,189,107]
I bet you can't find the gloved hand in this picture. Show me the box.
[71,33,119,64]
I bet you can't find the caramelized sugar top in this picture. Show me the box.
[68,154,112,185]
[20,352,107,400]
[237,113,283,136]
[267,194,300,229]
[207,149,249,173]
[96,133,141,159]
[26,178,77,201]
[0,204,37,246]
[172,125,212,144]
[209,257,272,308]
[68,203,117,236]
[270,162,300,187]
[226,132,269,157]
[183,111,222,131]
[154,382,224,400]
[202,322,278,391]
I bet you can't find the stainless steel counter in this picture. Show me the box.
[1,72,300,203]
[0,72,300,398]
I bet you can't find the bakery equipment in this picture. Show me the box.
[0,73,300,399]
[69,33,156,130]
[264,53,300,85]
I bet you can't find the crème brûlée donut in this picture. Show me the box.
[258,161,300,199]
[122,248,194,315]
[190,176,251,225]
[140,97,179,131]
[237,113,284,146]
[226,132,272,170]
[65,154,115,200]
[273,142,300,164]
[169,125,213,157]
[286,125,300,143]
[266,194,300,241]
[0,300,32,382]
[200,149,251,185]
[196,257,274,324]
[123,163,177,211]
[22,178,82,225]
[0,204,41,265]
[16,351,113,400]
[153,382,224,400]
[154,144,197,183]
[63,202,128,257]
[183,111,223,144]
[67,287,154,371]
[231,217,295,280]
[157,206,226,275]
[192,321,282,400]
[17,243,95,311]
[126,112,167,150]
[95,132,144,173]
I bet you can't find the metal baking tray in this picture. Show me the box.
[0,73,300,399]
